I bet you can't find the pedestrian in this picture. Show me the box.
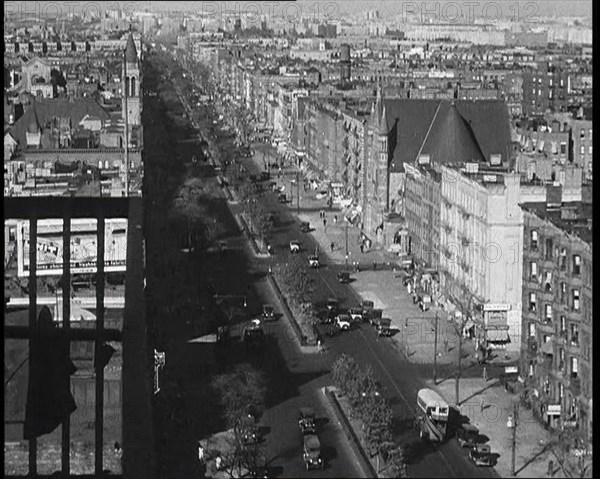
[323,218,327,228]
[317,339,323,353]
[215,455,223,471]
[444,339,449,353]
[547,459,554,476]
[197,442,205,464]
[480,399,485,414]
[360,243,364,254]
[373,261,377,270]
[482,366,488,382]
[334,215,338,224]
[330,242,335,253]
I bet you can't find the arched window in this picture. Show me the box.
[104,160,110,169]
[125,76,130,97]
[130,77,136,97]
[98,160,102,169]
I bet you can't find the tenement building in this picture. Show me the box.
[520,199,592,441]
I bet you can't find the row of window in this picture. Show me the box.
[529,315,580,344]
[579,145,593,155]
[529,288,580,312]
[529,340,580,378]
[528,257,581,281]
[529,231,585,271]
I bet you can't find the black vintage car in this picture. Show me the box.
[299,221,311,233]
[298,407,317,435]
[456,424,479,449]
[337,272,350,284]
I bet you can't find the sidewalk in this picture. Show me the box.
[424,377,565,478]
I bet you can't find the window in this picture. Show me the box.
[113,160,120,168]
[98,160,103,169]
[560,316,566,333]
[580,145,585,155]
[529,322,536,337]
[544,272,552,292]
[558,382,564,400]
[572,289,580,310]
[570,357,578,378]
[530,261,538,279]
[560,283,567,303]
[570,323,579,346]
[530,230,538,250]
[544,304,553,322]
[559,248,567,270]
[529,292,537,312]
[588,145,592,155]
[588,128,592,138]
[572,255,581,275]
[560,142,567,155]
[580,129,585,139]
[545,238,553,259]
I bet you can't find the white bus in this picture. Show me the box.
[416,388,449,442]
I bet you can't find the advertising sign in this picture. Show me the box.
[16,218,128,277]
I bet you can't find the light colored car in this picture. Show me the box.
[335,314,352,331]
[290,241,301,253]
[308,255,320,268]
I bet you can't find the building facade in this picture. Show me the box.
[520,204,592,441]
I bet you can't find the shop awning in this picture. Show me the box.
[541,338,554,354]
[486,329,510,343]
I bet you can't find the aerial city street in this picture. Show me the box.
[3,1,593,478]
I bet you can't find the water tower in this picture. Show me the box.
[339,43,351,86]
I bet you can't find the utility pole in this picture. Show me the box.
[510,401,518,476]
[433,310,439,384]
[296,170,300,215]
[345,221,349,271]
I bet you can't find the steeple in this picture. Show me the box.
[125,33,137,64]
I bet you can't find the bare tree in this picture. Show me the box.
[443,281,480,405]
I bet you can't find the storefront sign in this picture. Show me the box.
[547,404,561,416]
[483,303,511,311]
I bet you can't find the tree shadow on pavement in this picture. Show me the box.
[458,379,501,406]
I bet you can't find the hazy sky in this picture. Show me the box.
[146,1,592,18]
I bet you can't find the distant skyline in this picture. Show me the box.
[147,1,592,19]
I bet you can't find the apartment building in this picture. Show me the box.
[520,201,592,442]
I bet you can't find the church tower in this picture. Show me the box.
[122,33,141,130]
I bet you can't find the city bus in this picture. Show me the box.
[416,388,449,442]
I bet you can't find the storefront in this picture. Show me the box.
[546,404,562,430]
[483,304,511,353]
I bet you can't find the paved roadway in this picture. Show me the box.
[144,52,363,479]
[156,51,500,478]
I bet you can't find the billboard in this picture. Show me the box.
[16,218,128,277]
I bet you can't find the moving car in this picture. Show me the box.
[419,294,432,311]
[469,444,494,467]
[308,255,320,268]
[298,407,317,435]
[289,241,301,253]
[337,272,350,284]
[299,221,311,233]
[374,317,392,336]
[456,423,480,449]
[262,304,275,321]
[243,319,265,342]
[335,314,352,331]
[302,435,323,470]
[238,414,259,445]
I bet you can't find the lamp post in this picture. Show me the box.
[433,310,439,384]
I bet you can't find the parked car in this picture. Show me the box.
[337,272,350,284]
[335,314,352,331]
[302,435,323,470]
[243,319,264,342]
[326,298,339,312]
[218,240,228,252]
[366,308,383,325]
[469,444,494,467]
[298,407,317,435]
[262,304,275,321]
[308,255,320,268]
[238,414,259,445]
[456,424,479,449]
[278,193,287,203]
[289,241,301,253]
[360,300,374,315]
[348,308,363,322]
[419,294,432,311]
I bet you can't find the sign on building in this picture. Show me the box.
[16,218,128,277]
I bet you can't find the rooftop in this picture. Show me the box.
[521,202,592,246]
